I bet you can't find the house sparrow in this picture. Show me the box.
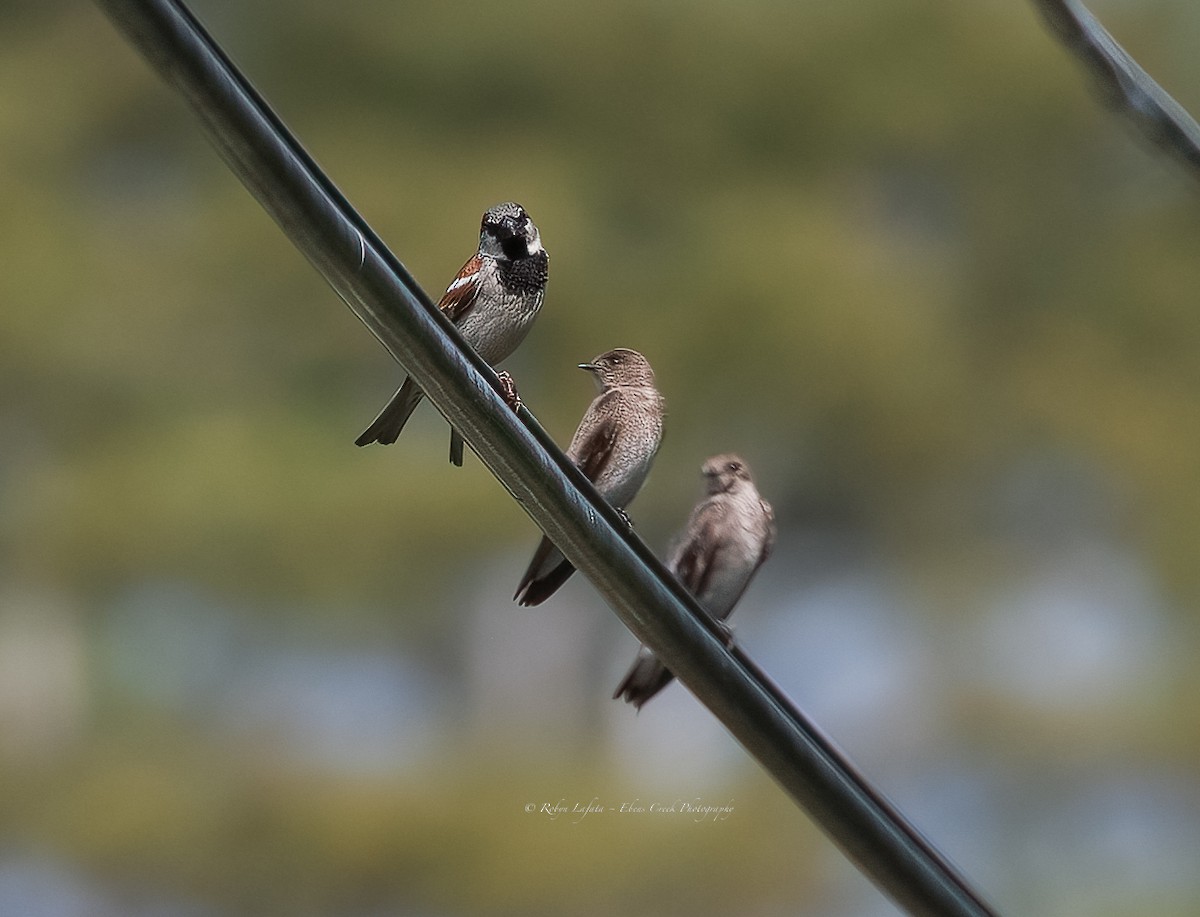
[356,201,548,465]
[613,454,775,710]
[514,348,666,606]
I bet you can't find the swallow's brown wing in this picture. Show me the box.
[437,254,483,324]
[671,501,730,599]
[513,392,619,606]
[758,500,777,566]
[567,392,621,483]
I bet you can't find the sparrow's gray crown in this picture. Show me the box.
[480,201,541,261]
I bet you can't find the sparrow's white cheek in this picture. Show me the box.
[527,233,544,254]
[478,234,506,260]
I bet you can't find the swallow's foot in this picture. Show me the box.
[716,620,736,647]
[497,371,522,412]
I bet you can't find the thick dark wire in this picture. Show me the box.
[93,1,998,914]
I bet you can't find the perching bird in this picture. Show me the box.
[356,201,548,465]
[613,454,775,709]
[514,348,665,606]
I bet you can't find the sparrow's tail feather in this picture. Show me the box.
[449,429,465,467]
[514,536,576,606]
[612,648,676,710]
[356,378,424,447]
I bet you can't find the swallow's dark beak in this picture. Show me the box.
[578,362,598,373]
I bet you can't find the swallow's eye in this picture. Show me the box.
[727,462,741,473]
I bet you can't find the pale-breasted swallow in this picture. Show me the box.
[514,348,665,606]
[613,453,775,709]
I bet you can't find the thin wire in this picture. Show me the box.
[1032,0,1200,177]
[93,1,999,914]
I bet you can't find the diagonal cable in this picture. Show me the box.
[1032,0,1200,177]
[93,1,998,914]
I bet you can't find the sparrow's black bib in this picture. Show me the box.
[499,249,549,297]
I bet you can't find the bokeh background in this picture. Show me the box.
[4,0,1200,914]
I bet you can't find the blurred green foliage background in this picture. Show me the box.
[3,0,1200,914]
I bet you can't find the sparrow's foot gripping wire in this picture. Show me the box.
[497,371,522,412]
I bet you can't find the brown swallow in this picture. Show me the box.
[613,454,775,709]
[514,348,666,606]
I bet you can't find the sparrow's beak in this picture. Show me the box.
[497,219,530,259]
[578,362,598,373]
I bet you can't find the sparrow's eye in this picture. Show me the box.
[727,462,741,473]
